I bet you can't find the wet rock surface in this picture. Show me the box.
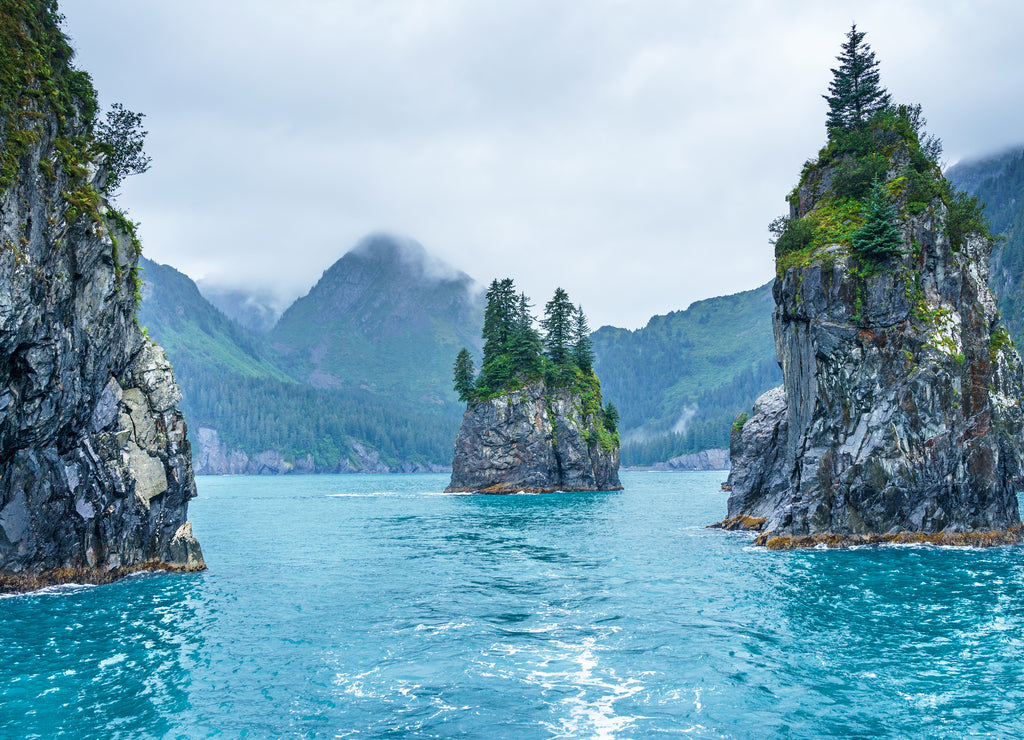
[447,381,621,493]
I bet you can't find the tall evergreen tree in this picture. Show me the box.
[541,287,575,365]
[481,278,517,367]
[604,402,619,434]
[452,347,476,402]
[480,278,518,390]
[852,180,903,260]
[572,304,595,372]
[508,292,544,377]
[824,24,891,132]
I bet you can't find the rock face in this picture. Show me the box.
[649,448,730,472]
[0,6,203,590]
[447,381,622,493]
[720,134,1024,548]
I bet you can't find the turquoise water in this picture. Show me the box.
[3,472,1024,738]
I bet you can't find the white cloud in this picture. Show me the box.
[64,0,1024,329]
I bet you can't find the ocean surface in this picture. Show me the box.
[3,472,1024,739]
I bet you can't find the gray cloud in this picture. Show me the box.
[63,0,1024,329]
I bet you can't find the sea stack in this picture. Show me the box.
[0,3,203,591]
[717,27,1024,548]
[447,379,622,493]
[446,280,621,493]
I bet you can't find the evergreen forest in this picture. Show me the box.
[453,279,619,446]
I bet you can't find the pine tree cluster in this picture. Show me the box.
[452,278,598,401]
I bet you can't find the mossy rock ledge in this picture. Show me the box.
[713,144,1024,548]
[446,381,622,493]
[0,3,203,592]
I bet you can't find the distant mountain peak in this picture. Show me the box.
[340,232,473,288]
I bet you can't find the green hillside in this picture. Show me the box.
[137,256,460,469]
[592,283,780,465]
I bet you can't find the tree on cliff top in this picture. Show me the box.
[572,304,594,372]
[852,180,903,260]
[824,24,891,132]
[542,287,574,365]
[452,348,475,402]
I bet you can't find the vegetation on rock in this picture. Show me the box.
[721,24,1024,547]
[772,25,987,280]
[823,23,891,132]
[453,278,618,447]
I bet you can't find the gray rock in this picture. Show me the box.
[720,157,1024,547]
[447,380,622,493]
[652,448,731,471]
[0,57,204,591]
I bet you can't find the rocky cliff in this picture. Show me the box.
[0,2,203,591]
[718,113,1024,548]
[447,380,622,493]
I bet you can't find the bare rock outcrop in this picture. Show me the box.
[0,4,203,591]
[447,380,621,493]
[717,117,1024,548]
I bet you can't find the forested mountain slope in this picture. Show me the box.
[137,255,460,472]
[592,283,779,465]
[947,147,1024,342]
[269,233,484,409]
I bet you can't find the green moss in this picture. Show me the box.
[0,1,98,191]
[990,324,1015,364]
[732,411,749,434]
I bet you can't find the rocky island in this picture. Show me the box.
[717,26,1024,548]
[447,280,621,493]
[0,2,203,591]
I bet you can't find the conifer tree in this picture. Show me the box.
[852,180,903,260]
[541,287,575,366]
[508,292,543,377]
[572,304,595,372]
[824,24,891,132]
[480,278,518,390]
[452,348,476,401]
[481,278,517,367]
[604,402,619,434]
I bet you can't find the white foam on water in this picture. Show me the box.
[522,637,643,739]
[98,653,127,669]
[1,582,97,599]
[326,491,406,498]
[414,621,471,635]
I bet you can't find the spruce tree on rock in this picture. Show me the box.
[480,278,518,391]
[572,304,595,372]
[452,348,476,402]
[604,402,619,434]
[508,292,544,377]
[824,24,891,132]
[542,287,575,366]
[852,180,903,261]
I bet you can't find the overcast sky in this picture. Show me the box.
[62,1,1024,329]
